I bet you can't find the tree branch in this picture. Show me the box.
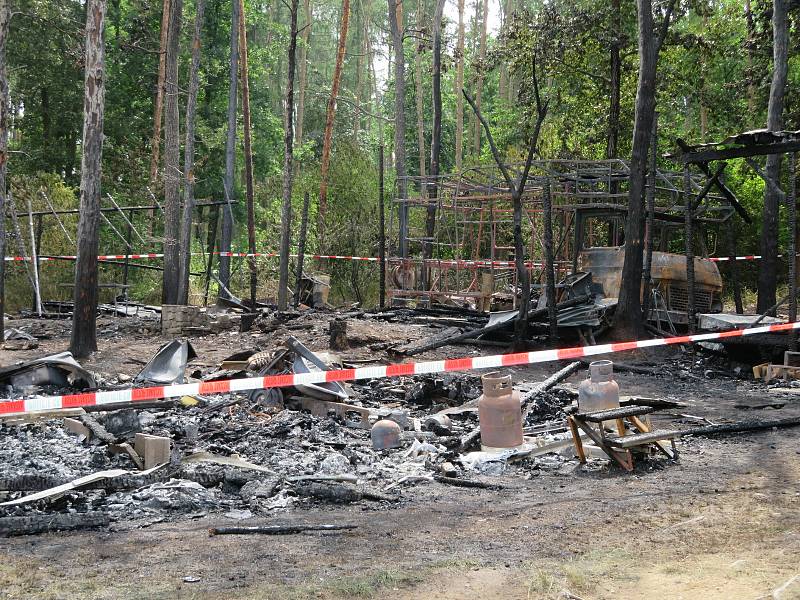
[745,157,786,202]
[518,58,549,193]
[462,88,516,194]
[656,0,678,53]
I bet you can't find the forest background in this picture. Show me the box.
[3,0,798,308]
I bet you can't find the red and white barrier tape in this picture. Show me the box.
[3,252,545,268]
[707,255,762,262]
[4,250,780,265]
[2,321,797,415]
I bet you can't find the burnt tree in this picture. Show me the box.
[607,0,621,159]
[388,0,408,256]
[162,0,182,305]
[278,0,299,310]
[70,0,107,358]
[423,0,445,282]
[463,60,548,349]
[220,0,239,298]
[615,0,675,338]
[177,0,205,305]
[757,0,789,314]
[149,0,170,188]
[0,0,9,341]
[317,0,350,252]
[239,0,257,309]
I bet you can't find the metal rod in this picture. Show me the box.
[203,206,219,307]
[106,194,148,245]
[26,197,42,316]
[122,209,134,297]
[40,190,74,243]
[684,164,696,333]
[99,212,132,250]
[294,191,310,308]
[378,145,386,308]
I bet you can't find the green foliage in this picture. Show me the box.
[4,0,800,308]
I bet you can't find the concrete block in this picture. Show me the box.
[134,433,171,469]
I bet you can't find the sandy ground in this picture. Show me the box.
[0,314,799,599]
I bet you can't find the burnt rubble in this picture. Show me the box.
[0,353,580,535]
[2,306,799,537]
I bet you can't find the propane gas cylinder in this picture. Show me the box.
[478,372,524,451]
[578,360,620,425]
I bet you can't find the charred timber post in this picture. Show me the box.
[726,220,743,314]
[378,145,386,308]
[203,206,219,307]
[571,210,582,275]
[542,177,557,338]
[239,0,258,311]
[122,209,133,293]
[684,164,696,333]
[641,114,658,320]
[294,191,310,308]
[790,152,798,350]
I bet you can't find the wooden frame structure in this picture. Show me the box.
[390,159,734,309]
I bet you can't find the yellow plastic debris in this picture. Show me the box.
[179,395,200,407]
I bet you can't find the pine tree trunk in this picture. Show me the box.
[607,0,620,159]
[362,0,373,136]
[745,0,756,115]
[473,0,488,155]
[353,8,364,140]
[70,0,107,358]
[220,0,239,299]
[367,2,382,140]
[388,0,407,256]
[239,0,257,309]
[278,0,299,310]
[454,0,464,171]
[149,0,171,188]
[162,0,182,306]
[414,0,426,180]
[318,0,351,253]
[615,0,672,338]
[424,0,444,272]
[498,0,510,100]
[699,12,709,142]
[757,0,789,314]
[294,0,312,148]
[177,0,205,305]
[0,0,9,341]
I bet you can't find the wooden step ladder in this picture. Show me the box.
[567,404,678,472]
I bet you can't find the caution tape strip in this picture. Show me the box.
[3,252,546,269]
[1,321,797,415]
[4,250,779,265]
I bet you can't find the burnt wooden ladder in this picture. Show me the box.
[568,405,679,472]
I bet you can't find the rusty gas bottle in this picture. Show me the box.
[371,419,402,450]
[578,360,620,423]
[478,372,524,451]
